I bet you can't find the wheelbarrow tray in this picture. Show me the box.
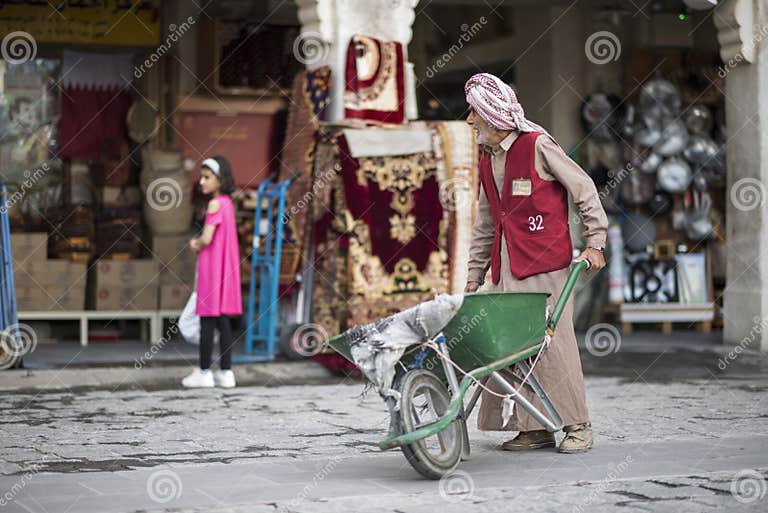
[437,291,549,371]
[325,291,549,372]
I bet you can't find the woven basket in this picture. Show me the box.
[52,236,91,252]
[54,206,95,239]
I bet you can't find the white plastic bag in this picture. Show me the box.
[179,292,200,345]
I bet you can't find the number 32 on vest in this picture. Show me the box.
[528,214,544,232]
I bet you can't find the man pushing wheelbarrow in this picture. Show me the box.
[464,73,608,454]
[328,73,608,479]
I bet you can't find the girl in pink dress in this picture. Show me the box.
[182,156,243,389]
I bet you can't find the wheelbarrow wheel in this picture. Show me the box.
[394,369,463,479]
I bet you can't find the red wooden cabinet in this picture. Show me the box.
[174,95,287,189]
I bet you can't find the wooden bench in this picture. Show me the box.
[619,303,715,334]
[18,310,183,346]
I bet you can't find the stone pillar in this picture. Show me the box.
[547,5,589,150]
[715,0,768,351]
[294,0,419,122]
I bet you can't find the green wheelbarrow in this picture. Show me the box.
[327,260,590,479]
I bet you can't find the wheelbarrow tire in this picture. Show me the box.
[279,324,306,360]
[394,369,463,480]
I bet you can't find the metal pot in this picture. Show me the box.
[692,173,709,192]
[712,143,727,175]
[657,157,692,193]
[634,151,662,174]
[683,135,719,168]
[581,93,619,142]
[638,78,681,122]
[655,119,689,156]
[684,104,713,135]
[634,117,663,147]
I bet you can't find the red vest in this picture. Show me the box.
[479,132,572,283]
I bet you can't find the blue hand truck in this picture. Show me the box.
[237,178,294,362]
[0,182,21,369]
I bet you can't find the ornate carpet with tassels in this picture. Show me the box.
[311,122,477,339]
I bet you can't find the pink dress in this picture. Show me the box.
[195,195,243,316]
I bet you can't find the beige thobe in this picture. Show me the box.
[467,131,608,432]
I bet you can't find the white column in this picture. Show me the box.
[547,5,589,150]
[715,0,768,352]
[294,0,419,122]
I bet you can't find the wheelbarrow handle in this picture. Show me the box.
[547,259,590,333]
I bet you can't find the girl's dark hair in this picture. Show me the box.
[204,155,235,195]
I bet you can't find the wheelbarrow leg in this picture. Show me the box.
[435,336,471,461]
[464,378,486,417]
[489,371,564,433]
[454,379,486,461]
[516,361,564,432]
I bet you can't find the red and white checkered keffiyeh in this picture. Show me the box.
[465,73,550,136]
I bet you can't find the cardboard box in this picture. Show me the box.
[47,261,88,287]
[10,233,48,270]
[16,260,88,289]
[152,235,196,285]
[93,259,159,287]
[93,285,158,311]
[91,259,159,310]
[16,282,85,311]
[159,283,192,310]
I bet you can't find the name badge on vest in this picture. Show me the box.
[512,178,532,196]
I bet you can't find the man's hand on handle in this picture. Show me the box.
[575,247,606,272]
[465,281,481,293]
[465,248,603,292]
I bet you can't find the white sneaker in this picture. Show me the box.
[182,368,214,388]
[214,369,236,389]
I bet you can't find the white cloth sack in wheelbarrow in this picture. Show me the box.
[346,294,464,398]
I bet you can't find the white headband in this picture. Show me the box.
[202,158,220,176]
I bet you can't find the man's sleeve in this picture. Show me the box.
[537,136,608,248]
[467,184,494,284]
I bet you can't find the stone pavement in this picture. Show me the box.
[0,360,336,393]
[1,368,767,512]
